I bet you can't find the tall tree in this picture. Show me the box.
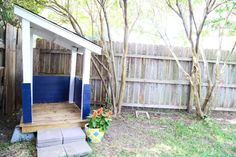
[117,0,139,114]
[163,0,235,118]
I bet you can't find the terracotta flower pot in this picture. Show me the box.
[85,123,105,143]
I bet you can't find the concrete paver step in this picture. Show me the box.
[63,141,92,157]
[61,127,86,143]
[37,141,62,148]
[37,127,92,157]
[37,128,62,144]
[37,145,66,157]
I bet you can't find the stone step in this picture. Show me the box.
[37,141,92,157]
[37,127,91,157]
[37,127,86,147]
[37,128,62,143]
[37,145,66,157]
[63,141,92,157]
[61,127,86,144]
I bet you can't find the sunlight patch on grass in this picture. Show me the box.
[145,117,236,157]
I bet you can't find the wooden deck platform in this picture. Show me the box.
[20,102,87,133]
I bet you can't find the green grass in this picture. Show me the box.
[145,118,236,157]
[90,112,236,157]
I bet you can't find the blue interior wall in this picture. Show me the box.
[74,76,82,108]
[33,75,70,103]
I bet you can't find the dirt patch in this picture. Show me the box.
[90,117,159,156]
[0,141,36,157]
[210,111,236,124]
[0,112,36,157]
[0,112,21,142]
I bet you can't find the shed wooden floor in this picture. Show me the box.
[20,102,87,133]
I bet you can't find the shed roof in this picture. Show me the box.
[14,5,101,54]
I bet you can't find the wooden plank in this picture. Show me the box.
[32,103,77,110]
[15,29,23,110]
[91,77,236,88]
[20,102,87,133]
[90,77,190,85]
[40,49,71,54]
[120,103,186,109]
[33,49,40,74]
[114,54,236,65]
[31,115,82,123]
[4,24,17,114]
[33,108,80,116]
[33,104,76,110]
[21,122,86,133]
[122,103,236,112]
[32,108,80,115]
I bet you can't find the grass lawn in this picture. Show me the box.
[0,110,235,157]
[89,110,236,157]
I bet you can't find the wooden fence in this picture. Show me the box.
[35,39,236,111]
[0,24,22,115]
[2,24,236,114]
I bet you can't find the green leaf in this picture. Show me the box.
[92,121,97,128]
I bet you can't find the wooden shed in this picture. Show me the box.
[14,5,102,133]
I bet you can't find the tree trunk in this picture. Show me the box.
[192,83,204,118]
[191,56,204,118]
[117,0,128,114]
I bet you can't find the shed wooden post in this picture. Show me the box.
[21,19,33,123]
[81,49,91,119]
[69,48,77,103]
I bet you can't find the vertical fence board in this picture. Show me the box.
[4,24,17,114]
[15,29,23,110]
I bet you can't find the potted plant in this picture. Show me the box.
[85,108,112,143]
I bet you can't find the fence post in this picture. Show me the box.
[4,24,17,114]
[15,28,23,110]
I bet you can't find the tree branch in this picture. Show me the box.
[158,31,191,79]
[92,54,110,73]
[91,56,109,95]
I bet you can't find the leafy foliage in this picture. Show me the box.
[0,0,45,28]
[206,1,236,36]
[87,107,112,131]
[0,0,16,27]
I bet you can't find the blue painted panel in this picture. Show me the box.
[83,84,91,119]
[74,76,82,108]
[33,75,70,103]
[22,83,32,123]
